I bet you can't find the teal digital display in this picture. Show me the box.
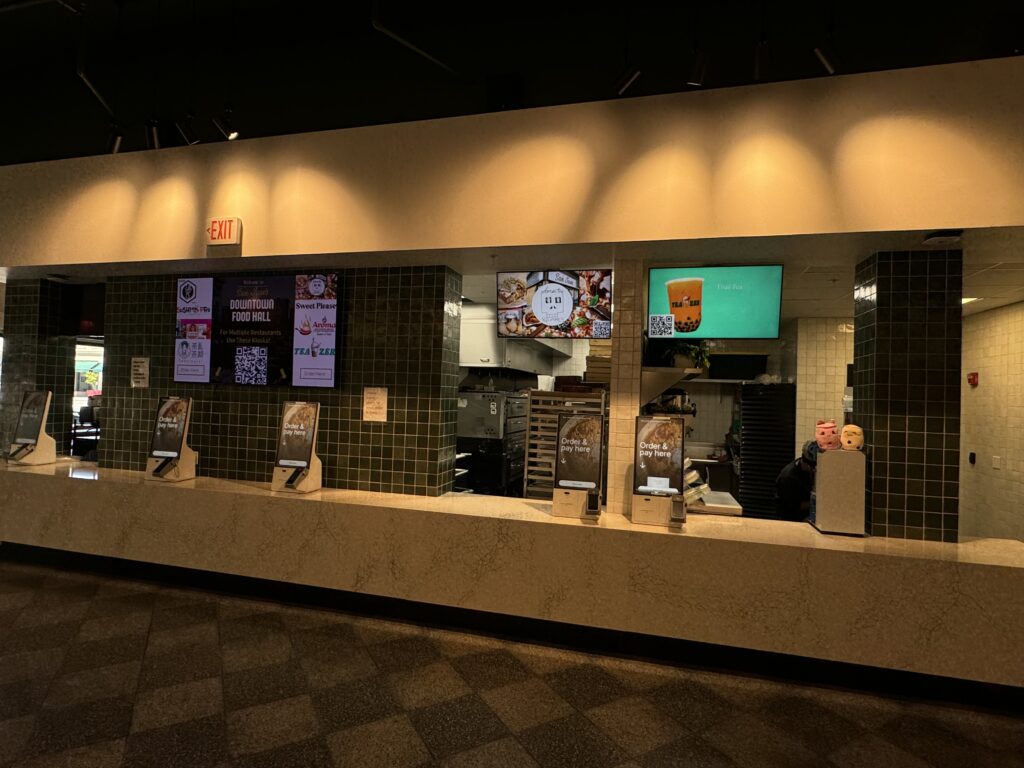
[647,265,783,339]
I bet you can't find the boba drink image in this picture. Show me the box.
[667,278,703,334]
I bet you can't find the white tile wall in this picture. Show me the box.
[795,318,854,455]
[960,301,1024,541]
[686,384,737,445]
[552,340,590,377]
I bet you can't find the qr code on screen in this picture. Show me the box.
[235,346,268,385]
[648,314,675,338]
[592,320,611,339]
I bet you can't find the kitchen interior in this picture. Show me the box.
[451,248,821,508]
[451,229,1024,539]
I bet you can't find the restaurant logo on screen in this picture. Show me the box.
[647,265,783,340]
[497,270,612,339]
[293,274,338,388]
[174,278,213,384]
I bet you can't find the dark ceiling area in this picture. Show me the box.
[0,1,1021,167]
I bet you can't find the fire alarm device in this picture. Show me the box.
[967,372,979,387]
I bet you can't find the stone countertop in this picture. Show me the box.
[5,459,1022,570]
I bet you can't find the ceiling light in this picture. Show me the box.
[961,297,980,305]
[922,229,963,246]
[145,120,160,150]
[753,39,767,81]
[107,125,123,154]
[687,49,707,87]
[175,119,200,146]
[213,114,239,140]
[616,68,641,96]
[813,45,836,75]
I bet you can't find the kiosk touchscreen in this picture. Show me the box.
[7,390,56,465]
[632,415,686,528]
[552,413,604,519]
[146,397,197,482]
[272,401,322,493]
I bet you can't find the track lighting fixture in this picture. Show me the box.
[616,68,641,97]
[176,118,200,146]
[145,120,160,150]
[754,38,767,82]
[107,124,123,154]
[213,113,239,140]
[814,45,836,75]
[687,48,707,87]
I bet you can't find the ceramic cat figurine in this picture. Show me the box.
[841,424,865,451]
[815,419,841,451]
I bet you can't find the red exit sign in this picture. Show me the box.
[205,217,242,245]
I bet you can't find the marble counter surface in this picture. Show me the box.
[8,460,1022,568]
[2,459,1022,687]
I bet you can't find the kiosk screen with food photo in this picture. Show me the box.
[13,391,48,445]
[496,270,612,339]
[150,397,190,458]
[555,414,604,490]
[276,401,319,468]
[633,416,684,496]
[647,265,782,339]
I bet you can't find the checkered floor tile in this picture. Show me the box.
[0,559,1020,767]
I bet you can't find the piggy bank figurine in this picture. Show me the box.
[815,419,841,451]
[841,424,865,451]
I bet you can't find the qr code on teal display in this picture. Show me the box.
[648,314,675,338]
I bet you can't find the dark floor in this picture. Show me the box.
[0,559,1021,768]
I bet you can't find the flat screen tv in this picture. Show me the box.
[496,270,612,339]
[647,265,783,340]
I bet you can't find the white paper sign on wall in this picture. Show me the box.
[205,217,242,245]
[130,357,149,388]
[363,387,388,422]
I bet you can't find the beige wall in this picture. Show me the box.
[2,58,1024,269]
[795,318,855,455]
[960,302,1024,541]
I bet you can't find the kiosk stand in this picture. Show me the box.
[146,396,197,482]
[272,401,322,494]
[7,391,56,466]
[551,413,604,520]
[631,415,686,530]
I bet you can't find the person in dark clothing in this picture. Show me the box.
[775,440,817,521]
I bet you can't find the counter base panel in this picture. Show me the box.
[1,464,1021,688]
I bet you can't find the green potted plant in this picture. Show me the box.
[673,341,711,372]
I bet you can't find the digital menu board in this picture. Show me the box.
[176,273,338,387]
[292,274,338,387]
[633,416,684,496]
[555,414,604,490]
[150,397,191,458]
[212,276,293,386]
[647,265,783,339]
[13,391,49,445]
[276,401,319,468]
[496,270,612,339]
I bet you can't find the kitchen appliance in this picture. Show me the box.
[457,392,527,439]
[456,392,528,495]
